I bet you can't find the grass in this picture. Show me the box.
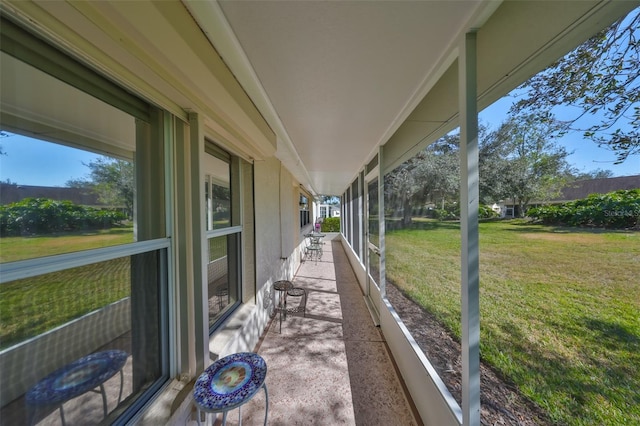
[385,219,640,426]
[0,227,134,350]
[0,226,134,263]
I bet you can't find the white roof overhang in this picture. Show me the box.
[190,0,638,195]
[2,1,637,195]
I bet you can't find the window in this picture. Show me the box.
[0,18,168,424]
[204,141,242,329]
[299,194,310,228]
[351,178,360,256]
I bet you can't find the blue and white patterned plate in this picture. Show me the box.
[193,352,267,412]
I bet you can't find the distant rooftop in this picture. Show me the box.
[553,174,640,202]
[0,183,101,206]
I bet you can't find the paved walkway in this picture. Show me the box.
[228,234,419,425]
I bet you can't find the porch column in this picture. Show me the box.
[186,112,208,374]
[459,31,480,426]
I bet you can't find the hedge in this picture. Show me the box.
[527,189,639,229]
[0,198,126,236]
[321,216,341,232]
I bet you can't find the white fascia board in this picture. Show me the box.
[183,0,317,195]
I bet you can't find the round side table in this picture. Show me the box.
[273,280,293,333]
[25,349,128,426]
[193,352,268,426]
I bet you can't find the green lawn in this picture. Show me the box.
[0,227,134,349]
[386,219,640,426]
[0,226,134,263]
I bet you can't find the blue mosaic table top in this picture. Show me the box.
[193,352,267,412]
[26,350,128,406]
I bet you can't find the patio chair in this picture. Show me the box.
[303,234,323,263]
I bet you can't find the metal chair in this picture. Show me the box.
[286,287,307,317]
[304,234,323,263]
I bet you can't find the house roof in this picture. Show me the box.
[0,183,102,207]
[553,175,640,202]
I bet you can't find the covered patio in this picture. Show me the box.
[187,234,419,425]
[1,1,637,425]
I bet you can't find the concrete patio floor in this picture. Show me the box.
[198,234,420,425]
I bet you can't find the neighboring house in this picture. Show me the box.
[316,203,341,220]
[550,174,640,203]
[0,183,102,207]
[495,175,640,218]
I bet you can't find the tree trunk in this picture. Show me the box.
[403,197,412,226]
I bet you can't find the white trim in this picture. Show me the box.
[459,31,481,426]
[206,225,243,239]
[0,238,170,283]
[183,0,316,194]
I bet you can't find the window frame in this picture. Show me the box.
[0,17,172,423]
[204,141,243,333]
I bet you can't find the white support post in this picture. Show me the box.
[459,31,481,426]
[378,146,386,299]
[187,112,209,374]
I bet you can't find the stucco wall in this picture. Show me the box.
[254,158,299,288]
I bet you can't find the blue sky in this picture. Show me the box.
[0,134,101,187]
[479,96,639,177]
[1,101,638,188]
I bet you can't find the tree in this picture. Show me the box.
[1,130,11,156]
[492,113,574,216]
[66,157,134,217]
[318,195,340,205]
[572,168,615,181]
[385,135,459,225]
[511,7,640,164]
[385,151,426,226]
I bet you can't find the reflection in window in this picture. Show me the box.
[367,179,379,247]
[0,248,168,424]
[0,32,167,424]
[204,142,242,330]
[0,137,135,263]
[204,144,231,231]
[207,234,240,327]
[299,195,310,228]
[205,176,231,230]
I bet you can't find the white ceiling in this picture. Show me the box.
[194,0,637,197]
[4,0,634,198]
[213,1,488,195]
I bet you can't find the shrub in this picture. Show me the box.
[527,189,639,229]
[428,202,460,221]
[479,204,499,219]
[321,217,341,232]
[0,198,126,236]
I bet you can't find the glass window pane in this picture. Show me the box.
[208,234,239,328]
[203,151,230,231]
[1,48,139,263]
[299,195,309,228]
[0,135,135,263]
[368,179,379,247]
[1,43,167,425]
[204,143,242,331]
[0,249,167,425]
